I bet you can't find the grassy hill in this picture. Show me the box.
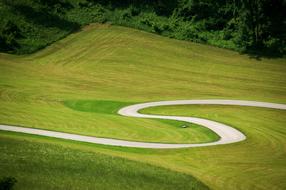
[0,24,286,189]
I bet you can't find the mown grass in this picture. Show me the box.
[0,132,208,190]
[140,105,286,190]
[63,100,134,114]
[0,24,286,190]
[62,99,219,143]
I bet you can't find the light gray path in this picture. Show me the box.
[1,100,286,149]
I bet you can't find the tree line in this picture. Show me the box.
[0,0,285,56]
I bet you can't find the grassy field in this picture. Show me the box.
[0,24,286,189]
[0,132,208,190]
[141,105,286,189]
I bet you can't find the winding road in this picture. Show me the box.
[1,100,286,149]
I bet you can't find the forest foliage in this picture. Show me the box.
[0,0,285,56]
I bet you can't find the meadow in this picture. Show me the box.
[0,24,286,189]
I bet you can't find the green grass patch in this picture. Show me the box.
[63,100,134,114]
[156,119,220,143]
[0,133,209,190]
[62,99,219,143]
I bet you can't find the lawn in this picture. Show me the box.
[0,132,208,190]
[0,24,286,190]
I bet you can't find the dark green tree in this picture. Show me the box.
[0,19,21,51]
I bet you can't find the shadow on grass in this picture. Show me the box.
[240,47,285,60]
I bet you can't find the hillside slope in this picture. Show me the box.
[0,24,286,190]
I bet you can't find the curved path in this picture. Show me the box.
[1,100,286,149]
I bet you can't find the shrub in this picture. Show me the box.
[263,37,286,55]
[0,177,17,190]
[0,19,21,51]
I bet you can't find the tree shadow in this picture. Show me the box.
[240,48,285,60]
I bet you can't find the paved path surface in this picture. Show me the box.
[1,100,286,149]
